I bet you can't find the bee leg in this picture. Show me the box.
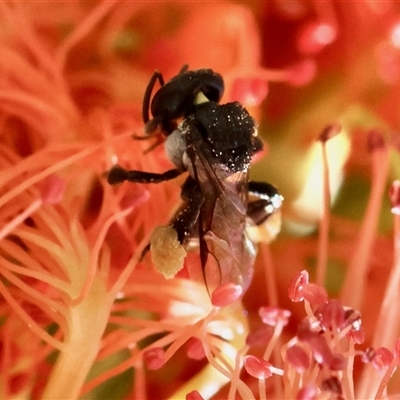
[247,181,283,224]
[142,177,203,265]
[107,165,181,185]
[142,70,165,124]
[149,177,203,280]
[171,177,203,244]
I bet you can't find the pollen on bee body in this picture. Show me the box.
[150,225,187,279]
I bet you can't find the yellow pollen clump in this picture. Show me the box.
[150,225,187,279]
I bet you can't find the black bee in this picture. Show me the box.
[108,67,282,293]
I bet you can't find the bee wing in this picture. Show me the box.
[184,129,254,292]
[185,133,249,228]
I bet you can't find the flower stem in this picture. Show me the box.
[42,277,112,399]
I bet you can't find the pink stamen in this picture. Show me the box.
[371,347,394,371]
[230,76,268,106]
[286,345,310,372]
[246,326,273,348]
[361,347,376,364]
[343,308,362,332]
[257,60,316,87]
[318,123,342,143]
[288,270,309,302]
[329,353,346,371]
[341,130,390,309]
[358,178,400,396]
[389,180,400,215]
[243,355,273,379]
[120,186,150,210]
[0,175,65,241]
[315,299,345,332]
[297,21,337,54]
[211,283,243,307]
[143,347,165,370]
[0,199,41,241]
[259,306,291,327]
[348,327,366,345]
[298,330,333,365]
[284,59,317,86]
[186,337,205,361]
[296,385,318,400]
[298,283,328,306]
[70,204,135,306]
[321,376,342,396]
[39,175,65,204]
[186,390,205,400]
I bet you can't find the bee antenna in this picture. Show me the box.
[179,64,189,74]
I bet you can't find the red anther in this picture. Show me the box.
[230,76,268,107]
[259,306,291,327]
[286,345,310,372]
[298,283,328,306]
[286,59,317,86]
[321,376,342,395]
[329,353,347,371]
[296,384,318,400]
[297,318,323,338]
[372,347,394,371]
[246,325,273,348]
[367,129,385,152]
[243,355,273,379]
[299,331,333,365]
[211,283,243,307]
[40,175,65,204]
[347,326,365,344]
[361,347,375,363]
[297,21,337,54]
[121,186,150,210]
[316,299,345,332]
[9,373,30,397]
[389,180,400,215]
[186,337,205,360]
[318,123,342,143]
[143,347,165,370]
[288,270,309,302]
[343,308,362,331]
[186,390,205,400]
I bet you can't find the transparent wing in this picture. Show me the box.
[184,128,256,292]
